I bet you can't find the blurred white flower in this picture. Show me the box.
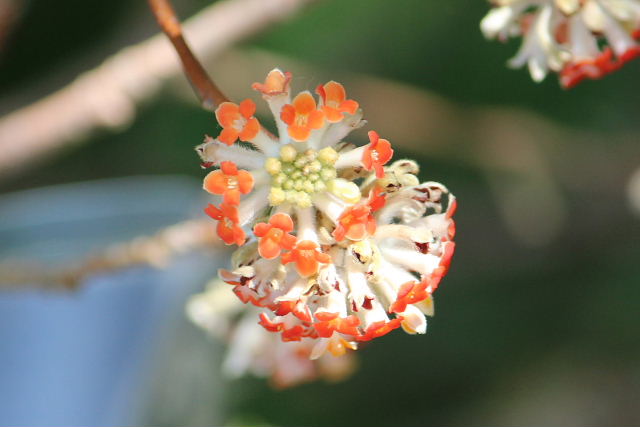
[481,0,640,87]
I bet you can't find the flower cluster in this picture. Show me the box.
[187,279,356,389]
[196,69,456,362]
[481,0,640,88]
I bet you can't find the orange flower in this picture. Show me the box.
[275,299,313,323]
[233,284,263,306]
[215,99,260,146]
[252,69,292,96]
[203,161,254,205]
[316,81,359,123]
[389,280,429,314]
[362,130,393,178]
[281,325,307,342]
[258,313,309,342]
[428,241,455,293]
[314,312,360,338]
[204,203,246,246]
[333,188,386,242]
[253,213,297,259]
[258,312,284,333]
[281,240,331,277]
[280,92,325,142]
[356,318,403,342]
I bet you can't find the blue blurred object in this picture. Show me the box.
[0,176,220,426]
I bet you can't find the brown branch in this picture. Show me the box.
[0,219,221,291]
[147,0,228,110]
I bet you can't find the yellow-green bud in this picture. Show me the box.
[294,157,307,168]
[282,163,295,175]
[265,157,282,175]
[318,147,338,165]
[280,144,297,162]
[302,180,315,193]
[320,168,337,181]
[274,173,287,186]
[269,187,286,205]
[309,160,322,173]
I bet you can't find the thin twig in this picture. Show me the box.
[0,219,221,291]
[147,0,228,110]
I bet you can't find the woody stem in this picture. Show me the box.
[147,0,229,110]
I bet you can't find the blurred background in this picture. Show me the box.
[1,0,640,425]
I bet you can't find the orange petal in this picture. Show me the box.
[252,69,292,95]
[215,102,240,127]
[323,81,346,104]
[280,251,294,265]
[368,130,379,145]
[259,237,281,259]
[315,251,332,264]
[323,106,344,123]
[376,138,393,164]
[446,198,457,219]
[239,117,260,141]
[345,223,367,241]
[332,226,346,242]
[222,189,241,206]
[269,213,294,232]
[374,163,385,179]
[204,203,221,220]
[288,125,311,142]
[280,104,296,125]
[280,233,297,250]
[233,225,246,246]
[356,318,403,341]
[365,218,377,236]
[220,203,239,222]
[203,170,226,195]
[238,98,256,119]
[237,170,254,194]
[307,110,325,130]
[340,99,359,115]
[253,222,271,237]
[218,128,239,146]
[220,161,238,175]
[296,255,319,277]
[259,313,283,332]
[369,188,386,211]
[292,91,317,114]
[297,240,318,250]
[216,221,235,245]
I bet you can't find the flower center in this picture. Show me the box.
[265,145,338,208]
[294,114,309,127]
[226,176,238,190]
